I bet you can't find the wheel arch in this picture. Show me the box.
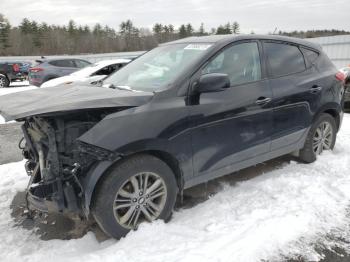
[313,103,341,131]
[323,108,340,130]
[83,150,184,216]
[0,73,10,83]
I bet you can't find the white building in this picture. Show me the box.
[307,35,350,68]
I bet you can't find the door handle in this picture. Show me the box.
[310,85,322,94]
[255,97,271,105]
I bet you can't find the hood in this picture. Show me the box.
[0,85,153,121]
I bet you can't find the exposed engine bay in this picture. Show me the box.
[21,109,118,215]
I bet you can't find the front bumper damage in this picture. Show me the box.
[21,116,115,216]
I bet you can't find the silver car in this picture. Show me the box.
[28,58,91,87]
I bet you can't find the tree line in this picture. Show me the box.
[278,29,350,39]
[0,14,242,56]
[0,13,349,56]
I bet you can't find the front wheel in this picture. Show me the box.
[299,113,337,163]
[92,154,178,239]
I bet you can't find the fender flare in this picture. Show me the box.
[80,159,117,216]
[312,102,342,130]
[80,143,186,216]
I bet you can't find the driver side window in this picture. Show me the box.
[202,42,262,86]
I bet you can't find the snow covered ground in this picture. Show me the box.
[0,114,349,261]
[0,81,38,124]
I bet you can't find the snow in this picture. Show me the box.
[0,81,38,124]
[0,115,350,262]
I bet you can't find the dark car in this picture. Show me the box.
[28,58,91,87]
[340,67,350,110]
[0,35,345,239]
[0,61,26,87]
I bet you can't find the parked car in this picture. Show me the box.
[339,66,350,110]
[41,59,130,88]
[18,61,33,77]
[28,58,91,87]
[0,35,345,239]
[0,61,26,87]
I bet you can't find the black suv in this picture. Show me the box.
[0,35,345,239]
[0,61,26,87]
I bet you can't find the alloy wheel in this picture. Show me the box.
[0,77,5,87]
[113,172,168,229]
[313,121,333,155]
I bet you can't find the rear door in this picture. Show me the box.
[190,41,273,178]
[263,41,322,151]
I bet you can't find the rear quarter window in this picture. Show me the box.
[264,42,306,77]
[301,48,319,67]
[74,59,91,68]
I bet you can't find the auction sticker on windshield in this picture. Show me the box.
[184,44,212,50]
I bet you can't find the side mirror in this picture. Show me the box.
[197,73,230,93]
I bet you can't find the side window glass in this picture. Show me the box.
[75,60,90,68]
[264,42,306,77]
[301,48,319,67]
[94,64,122,76]
[50,60,75,67]
[202,42,262,86]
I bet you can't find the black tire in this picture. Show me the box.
[0,75,10,88]
[92,154,178,239]
[299,113,337,163]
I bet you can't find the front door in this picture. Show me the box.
[190,41,273,179]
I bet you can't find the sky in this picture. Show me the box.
[0,0,349,34]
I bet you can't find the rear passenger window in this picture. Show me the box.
[49,60,75,67]
[301,48,319,66]
[264,42,306,77]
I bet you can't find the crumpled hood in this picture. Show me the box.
[0,85,153,121]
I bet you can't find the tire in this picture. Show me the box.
[299,113,337,163]
[92,154,178,239]
[0,75,10,88]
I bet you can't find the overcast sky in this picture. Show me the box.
[1,0,349,34]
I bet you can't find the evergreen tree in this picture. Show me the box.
[152,23,163,42]
[186,23,194,36]
[178,24,187,38]
[68,20,76,36]
[199,23,205,36]
[0,14,11,53]
[19,18,31,34]
[232,21,240,34]
[224,22,232,34]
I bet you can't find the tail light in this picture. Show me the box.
[12,64,20,72]
[30,67,44,73]
[335,71,346,82]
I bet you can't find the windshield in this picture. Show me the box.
[104,43,212,92]
[71,63,102,77]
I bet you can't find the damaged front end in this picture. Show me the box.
[21,111,116,216]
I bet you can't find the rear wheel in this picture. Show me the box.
[299,113,337,163]
[92,154,178,239]
[0,75,9,88]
